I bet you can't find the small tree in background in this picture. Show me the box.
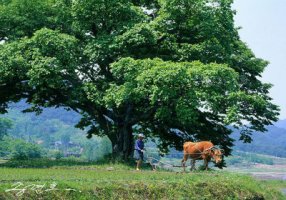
[54,150,64,160]
[82,137,112,161]
[10,139,44,160]
[0,118,12,140]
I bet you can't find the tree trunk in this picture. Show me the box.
[111,124,134,160]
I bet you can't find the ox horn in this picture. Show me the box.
[220,149,225,155]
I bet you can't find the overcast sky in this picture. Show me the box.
[233,0,286,120]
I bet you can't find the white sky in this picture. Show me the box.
[233,0,286,120]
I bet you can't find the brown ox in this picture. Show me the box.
[181,141,223,172]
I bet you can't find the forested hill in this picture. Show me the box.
[8,101,81,125]
[232,122,286,157]
[2,102,286,158]
[1,102,112,161]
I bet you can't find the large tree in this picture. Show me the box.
[0,0,279,159]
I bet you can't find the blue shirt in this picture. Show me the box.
[135,139,144,152]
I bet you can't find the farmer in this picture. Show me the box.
[135,133,145,171]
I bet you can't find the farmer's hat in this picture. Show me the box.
[138,133,145,138]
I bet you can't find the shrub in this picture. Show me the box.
[11,140,44,160]
[54,150,64,160]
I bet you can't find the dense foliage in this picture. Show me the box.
[0,137,44,159]
[0,0,279,159]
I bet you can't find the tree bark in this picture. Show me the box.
[111,124,134,160]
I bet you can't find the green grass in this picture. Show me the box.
[0,157,134,170]
[0,159,285,199]
[262,180,286,190]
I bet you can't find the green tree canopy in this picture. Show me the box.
[0,0,279,159]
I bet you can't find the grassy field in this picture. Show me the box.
[0,159,285,200]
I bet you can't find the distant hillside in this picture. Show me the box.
[8,101,81,125]
[232,124,286,157]
[1,103,112,161]
[3,102,286,158]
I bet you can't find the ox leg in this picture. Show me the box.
[204,159,209,170]
[181,154,188,173]
[190,159,196,171]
